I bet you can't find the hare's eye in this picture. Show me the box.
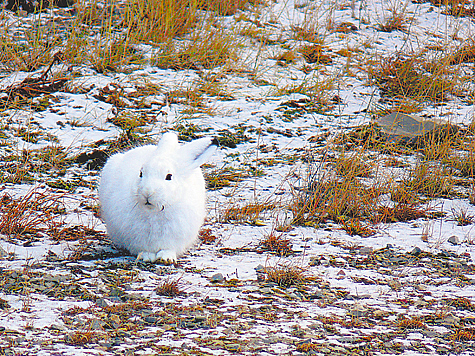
[165,173,172,181]
[139,169,143,178]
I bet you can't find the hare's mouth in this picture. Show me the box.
[144,200,165,211]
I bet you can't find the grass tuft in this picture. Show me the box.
[258,232,293,256]
[199,228,219,244]
[340,218,376,237]
[0,189,65,240]
[367,54,457,104]
[264,264,317,288]
[222,202,275,223]
[155,277,186,297]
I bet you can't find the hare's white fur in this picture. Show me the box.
[99,132,217,262]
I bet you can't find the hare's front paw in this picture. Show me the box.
[136,250,177,264]
[137,251,158,262]
[156,250,177,264]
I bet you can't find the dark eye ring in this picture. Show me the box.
[165,173,172,181]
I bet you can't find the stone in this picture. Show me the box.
[95,298,109,307]
[90,319,104,330]
[349,305,368,317]
[210,273,225,283]
[447,236,460,245]
[0,246,7,258]
[375,112,456,145]
[255,264,266,273]
[359,246,373,255]
[442,313,460,326]
[410,247,423,256]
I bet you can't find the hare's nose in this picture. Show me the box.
[144,195,153,206]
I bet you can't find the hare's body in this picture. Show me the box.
[99,133,217,262]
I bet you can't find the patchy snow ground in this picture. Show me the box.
[1,0,475,355]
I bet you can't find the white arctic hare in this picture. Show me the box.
[99,132,218,263]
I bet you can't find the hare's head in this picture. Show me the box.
[136,132,218,211]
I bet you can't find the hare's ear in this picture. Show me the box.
[179,137,219,172]
[157,132,179,152]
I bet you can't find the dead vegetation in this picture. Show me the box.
[258,232,293,256]
[264,263,317,288]
[155,277,186,297]
[0,189,65,240]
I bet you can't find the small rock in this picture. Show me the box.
[423,330,441,338]
[49,324,64,331]
[210,273,225,283]
[308,291,324,299]
[90,319,104,330]
[442,313,460,326]
[309,257,320,266]
[95,298,109,307]
[410,247,422,256]
[255,265,266,273]
[359,246,373,255]
[0,246,7,258]
[447,236,460,245]
[339,336,357,343]
[144,316,158,324]
[349,305,368,317]
[373,310,388,319]
[336,270,346,279]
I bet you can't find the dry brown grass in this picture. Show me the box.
[367,54,456,103]
[0,0,246,75]
[0,189,65,240]
[264,264,317,288]
[65,330,99,345]
[199,228,219,244]
[373,203,427,223]
[152,28,238,70]
[222,202,275,223]
[397,317,427,330]
[155,277,186,297]
[340,218,376,237]
[291,172,384,225]
[258,232,293,256]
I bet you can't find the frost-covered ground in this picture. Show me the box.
[1,0,475,355]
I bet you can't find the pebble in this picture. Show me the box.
[349,305,368,317]
[373,310,388,318]
[339,336,357,343]
[210,273,225,283]
[144,316,158,324]
[422,330,440,338]
[95,298,109,307]
[255,264,266,273]
[90,319,104,330]
[359,246,373,255]
[410,247,423,256]
[308,291,324,299]
[0,246,7,258]
[447,235,460,245]
[441,313,460,326]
